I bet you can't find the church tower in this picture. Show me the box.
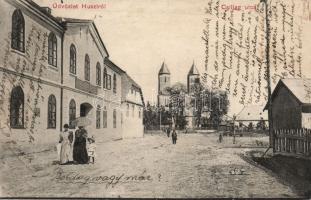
[158,62,171,107]
[187,62,200,94]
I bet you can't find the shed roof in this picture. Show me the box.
[264,78,311,110]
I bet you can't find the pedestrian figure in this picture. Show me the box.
[172,128,177,144]
[87,136,96,164]
[166,127,171,137]
[73,126,88,164]
[219,132,223,143]
[59,124,73,165]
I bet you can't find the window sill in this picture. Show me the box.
[10,126,26,129]
[11,49,26,57]
[48,65,59,72]
[69,73,77,77]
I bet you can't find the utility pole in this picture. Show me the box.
[233,115,236,144]
[261,0,274,153]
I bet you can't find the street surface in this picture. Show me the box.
[0,132,296,198]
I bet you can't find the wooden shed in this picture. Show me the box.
[264,78,311,130]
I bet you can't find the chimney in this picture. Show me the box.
[40,7,51,14]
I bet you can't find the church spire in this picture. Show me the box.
[158,61,170,75]
[188,61,199,75]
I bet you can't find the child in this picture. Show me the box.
[87,136,96,164]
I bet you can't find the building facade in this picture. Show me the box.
[0,0,144,145]
[121,73,144,138]
[157,61,200,128]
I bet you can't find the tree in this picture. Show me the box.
[165,82,188,129]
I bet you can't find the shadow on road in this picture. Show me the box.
[244,150,311,198]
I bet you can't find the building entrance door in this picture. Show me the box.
[80,103,93,117]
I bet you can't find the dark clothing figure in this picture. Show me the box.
[166,128,171,137]
[73,127,88,164]
[172,130,177,144]
[219,132,223,143]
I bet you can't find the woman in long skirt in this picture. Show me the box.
[73,126,88,164]
[59,124,73,164]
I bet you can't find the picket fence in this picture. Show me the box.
[274,129,311,156]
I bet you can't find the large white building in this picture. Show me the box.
[0,0,144,145]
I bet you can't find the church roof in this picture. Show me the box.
[158,62,170,75]
[188,62,199,75]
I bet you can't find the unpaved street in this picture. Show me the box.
[0,133,296,198]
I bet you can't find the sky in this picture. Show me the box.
[34,0,311,115]
[35,0,209,105]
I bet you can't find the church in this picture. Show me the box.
[157,62,201,129]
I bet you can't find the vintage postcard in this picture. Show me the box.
[0,0,311,198]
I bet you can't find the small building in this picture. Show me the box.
[121,73,145,138]
[236,105,268,130]
[264,78,311,130]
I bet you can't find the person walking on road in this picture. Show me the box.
[218,132,223,143]
[172,128,177,144]
[166,127,171,137]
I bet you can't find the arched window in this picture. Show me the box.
[103,67,107,88]
[113,109,117,128]
[84,54,90,81]
[11,9,25,52]
[132,105,135,117]
[48,95,56,128]
[48,32,57,66]
[96,62,101,86]
[113,74,117,93]
[10,86,24,128]
[69,44,76,74]
[96,105,101,129]
[69,99,76,128]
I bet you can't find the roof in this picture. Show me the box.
[236,105,268,121]
[59,17,109,57]
[104,58,125,74]
[158,62,170,75]
[264,78,311,110]
[121,73,145,106]
[21,0,64,32]
[188,62,199,75]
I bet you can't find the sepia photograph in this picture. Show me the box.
[0,0,311,198]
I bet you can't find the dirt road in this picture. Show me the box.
[0,133,296,198]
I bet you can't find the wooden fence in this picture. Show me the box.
[274,129,311,156]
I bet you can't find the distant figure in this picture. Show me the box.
[59,124,73,165]
[219,132,223,143]
[172,128,177,144]
[73,126,88,164]
[166,128,171,137]
[87,136,96,164]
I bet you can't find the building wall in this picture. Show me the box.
[302,113,311,129]
[62,23,123,142]
[121,102,144,139]
[0,0,63,144]
[272,86,302,129]
[158,74,170,94]
[187,74,199,94]
[0,0,130,146]
[158,94,170,107]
